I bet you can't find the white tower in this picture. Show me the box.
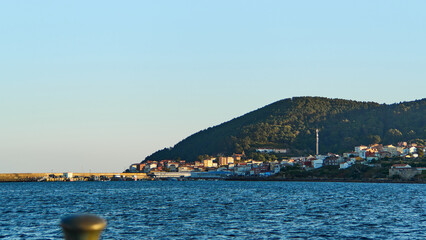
[316,129,319,156]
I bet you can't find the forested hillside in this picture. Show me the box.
[145,97,426,161]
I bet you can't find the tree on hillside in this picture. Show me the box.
[386,129,403,143]
[368,135,381,144]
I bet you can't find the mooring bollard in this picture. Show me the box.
[61,214,107,240]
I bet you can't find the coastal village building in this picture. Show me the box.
[339,159,356,169]
[389,164,424,180]
[343,152,358,158]
[256,148,288,154]
[403,147,417,155]
[355,145,368,153]
[137,163,145,172]
[232,153,245,161]
[218,157,234,166]
[125,140,424,180]
[382,145,405,157]
[203,158,215,168]
[166,162,179,171]
[312,159,323,169]
[378,152,392,159]
[178,166,194,172]
[128,164,139,173]
[323,155,342,166]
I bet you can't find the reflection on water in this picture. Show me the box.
[0,181,425,239]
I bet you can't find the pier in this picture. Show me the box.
[0,172,149,182]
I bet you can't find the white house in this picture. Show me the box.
[403,147,417,155]
[313,159,323,169]
[234,165,251,176]
[355,146,368,153]
[383,145,399,157]
[256,148,288,154]
[63,172,73,179]
[339,159,355,169]
[359,150,367,159]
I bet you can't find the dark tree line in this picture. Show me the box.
[144,97,426,162]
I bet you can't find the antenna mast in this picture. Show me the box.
[316,129,319,156]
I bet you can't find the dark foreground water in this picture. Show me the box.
[0,181,425,240]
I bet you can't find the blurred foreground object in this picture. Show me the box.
[61,214,107,240]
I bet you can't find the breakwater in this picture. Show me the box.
[0,172,149,182]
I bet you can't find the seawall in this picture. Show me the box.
[0,172,149,182]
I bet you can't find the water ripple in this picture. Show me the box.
[0,181,425,239]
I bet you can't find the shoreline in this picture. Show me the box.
[226,176,426,184]
[0,172,149,182]
[1,173,424,184]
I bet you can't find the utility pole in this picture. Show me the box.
[316,129,319,156]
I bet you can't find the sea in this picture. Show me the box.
[0,181,425,240]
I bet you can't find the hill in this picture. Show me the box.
[144,97,426,161]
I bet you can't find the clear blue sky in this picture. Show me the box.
[1,0,425,173]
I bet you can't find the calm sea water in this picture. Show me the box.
[0,181,425,239]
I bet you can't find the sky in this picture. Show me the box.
[1,0,425,173]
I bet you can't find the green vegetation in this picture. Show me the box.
[274,155,426,181]
[145,97,426,162]
[276,165,389,180]
[380,155,426,168]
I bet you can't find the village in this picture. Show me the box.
[2,141,424,182]
[126,141,426,181]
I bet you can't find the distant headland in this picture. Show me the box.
[125,97,426,182]
[144,97,425,161]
